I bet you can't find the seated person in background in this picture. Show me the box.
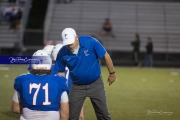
[9,5,18,30]
[99,18,115,38]
[1,5,13,23]
[15,8,22,29]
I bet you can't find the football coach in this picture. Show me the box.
[55,28,116,120]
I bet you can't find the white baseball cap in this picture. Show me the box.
[62,28,77,46]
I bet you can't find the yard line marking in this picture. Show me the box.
[142,78,147,82]
[4,74,9,78]
[169,79,174,83]
[0,67,10,71]
[170,71,179,76]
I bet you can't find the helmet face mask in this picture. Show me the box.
[52,44,63,61]
[31,50,52,70]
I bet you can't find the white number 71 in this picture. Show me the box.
[29,83,51,105]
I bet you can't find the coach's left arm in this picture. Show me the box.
[103,52,116,85]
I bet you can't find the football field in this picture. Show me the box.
[0,65,180,120]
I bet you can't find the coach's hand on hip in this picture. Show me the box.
[108,72,116,85]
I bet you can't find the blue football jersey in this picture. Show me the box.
[14,73,68,111]
[27,64,32,71]
[52,64,72,93]
[51,64,56,75]
[65,67,72,93]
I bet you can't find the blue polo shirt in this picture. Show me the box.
[55,36,106,85]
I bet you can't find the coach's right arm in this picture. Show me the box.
[103,52,116,85]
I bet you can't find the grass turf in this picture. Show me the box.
[0,65,180,120]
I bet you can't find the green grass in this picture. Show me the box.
[0,65,180,120]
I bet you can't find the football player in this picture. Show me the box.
[11,50,69,120]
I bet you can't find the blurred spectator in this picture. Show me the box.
[15,8,22,29]
[1,5,22,29]
[1,5,12,23]
[8,5,22,30]
[145,36,153,67]
[131,33,141,66]
[9,5,18,30]
[99,18,116,38]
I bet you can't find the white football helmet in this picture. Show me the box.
[32,50,52,70]
[52,44,63,61]
[43,45,54,56]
